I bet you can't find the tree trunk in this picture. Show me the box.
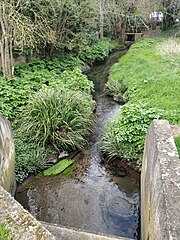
[10,35,14,77]
[0,38,5,78]
[0,2,13,79]
[98,0,104,39]
[4,36,11,79]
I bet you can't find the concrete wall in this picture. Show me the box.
[0,116,16,195]
[0,116,56,239]
[141,120,180,240]
[1,116,179,239]
[0,185,55,240]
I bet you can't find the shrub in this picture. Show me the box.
[49,67,94,94]
[17,87,95,151]
[0,67,94,120]
[15,136,47,182]
[100,104,162,169]
[80,38,113,63]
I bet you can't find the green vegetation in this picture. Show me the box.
[1,37,115,182]
[80,38,113,64]
[101,37,180,169]
[43,159,74,177]
[100,104,162,169]
[0,222,12,240]
[14,137,47,183]
[49,67,94,94]
[174,136,180,158]
[17,87,95,151]
[106,38,180,124]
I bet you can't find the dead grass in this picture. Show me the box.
[157,38,180,55]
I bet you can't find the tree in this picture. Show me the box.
[0,1,14,79]
[44,0,99,55]
[104,0,139,42]
[0,0,99,78]
[162,0,180,29]
[0,0,55,79]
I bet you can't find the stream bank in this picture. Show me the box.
[15,50,140,239]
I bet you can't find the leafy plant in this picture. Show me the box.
[14,55,83,76]
[17,87,95,151]
[43,159,74,176]
[49,67,94,94]
[0,66,94,120]
[100,104,162,169]
[15,137,47,183]
[80,38,113,63]
[0,72,51,120]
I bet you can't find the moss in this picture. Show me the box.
[44,159,74,176]
[0,222,13,240]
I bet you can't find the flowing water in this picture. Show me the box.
[16,50,140,239]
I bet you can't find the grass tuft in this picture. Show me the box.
[174,135,180,158]
[17,87,95,151]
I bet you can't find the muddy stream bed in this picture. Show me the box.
[16,50,140,239]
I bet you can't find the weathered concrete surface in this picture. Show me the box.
[42,222,133,240]
[141,120,180,240]
[0,116,16,195]
[0,186,55,240]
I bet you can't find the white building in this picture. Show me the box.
[149,12,164,22]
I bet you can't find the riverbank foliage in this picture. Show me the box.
[0,38,115,182]
[17,87,95,151]
[101,37,180,169]
[100,104,162,169]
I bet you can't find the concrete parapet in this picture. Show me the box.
[0,185,55,240]
[141,120,180,240]
[42,222,133,240]
[0,116,16,195]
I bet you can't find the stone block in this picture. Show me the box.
[141,120,180,240]
[0,116,16,195]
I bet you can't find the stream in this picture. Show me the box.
[15,50,140,239]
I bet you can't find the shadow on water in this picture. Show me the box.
[15,50,140,239]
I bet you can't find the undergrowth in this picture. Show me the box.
[80,38,113,63]
[0,38,118,182]
[101,37,180,169]
[100,104,162,169]
[14,136,47,183]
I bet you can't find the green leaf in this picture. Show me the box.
[43,159,74,176]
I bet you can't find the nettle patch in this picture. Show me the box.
[100,104,162,169]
